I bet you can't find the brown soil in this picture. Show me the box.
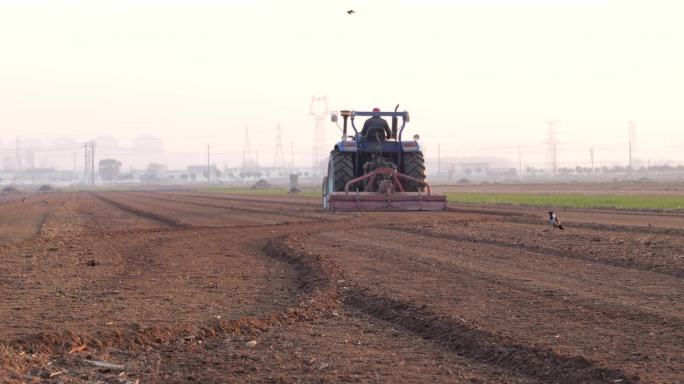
[0,190,681,383]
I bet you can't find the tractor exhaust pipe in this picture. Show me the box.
[391,104,399,139]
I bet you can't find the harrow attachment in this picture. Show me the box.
[324,167,447,211]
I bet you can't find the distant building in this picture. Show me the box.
[12,168,76,184]
[187,165,220,182]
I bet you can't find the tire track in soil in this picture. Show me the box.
[158,192,331,218]
[91,193,189,228]
[128,191,332,223]
[0,195,60,245]
[274,234,637,384]
[2,192,668,382]
[8,233,341,357]
[2,193,339,355]
[104,192,303,227]
[163,191,319,208]
[5,231,534,383]
[3,193,438,382]
[2,195,528,382]
[388,225,684,279]
[1,232,338,383]
[337,229,684,326]
[344,289,635,384]
[307,229,682,382]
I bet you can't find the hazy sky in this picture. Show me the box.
[1,0,683,169]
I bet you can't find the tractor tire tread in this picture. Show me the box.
[403,151,426,192]
[331,150,355,192]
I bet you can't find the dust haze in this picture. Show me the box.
[2,0,683,185]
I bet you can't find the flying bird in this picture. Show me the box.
[548,211,564,230]
[347,9,355,14]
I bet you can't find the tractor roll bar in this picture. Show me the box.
[351,111,409,118]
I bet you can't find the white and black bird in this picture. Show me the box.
[548,211,564,230]
[347,9,355,15]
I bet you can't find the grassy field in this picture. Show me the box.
[445,192,684,210]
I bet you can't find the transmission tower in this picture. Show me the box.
[273,123,286,170]
[310,95,328,175]
[83,141,95,185]
[546,120,559,176]
[83,142,89,182]
[628,121,636,171]
[242,125,252,170]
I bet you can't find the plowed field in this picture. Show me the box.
[1,191,682,383]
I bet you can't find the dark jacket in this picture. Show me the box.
[360,116,391,141]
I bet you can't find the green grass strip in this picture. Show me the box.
[445,192,684,210]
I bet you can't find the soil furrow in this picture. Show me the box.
[505,216,684,236]
[389,226,684,278]
[304,228,682,382]
[129,191,328,222]
[91,193,189,227]
[345,288,636,384]
[280,232,637,383]
[3,190,682,383]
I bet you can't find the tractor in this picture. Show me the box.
[322,107,447,211]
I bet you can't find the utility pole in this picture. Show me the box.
[91,140,95,186]
[290,140,295,171]
[437,144,441,179]
[546,120,560,176]
[590,146,595,173]
[207,145,211,183]
[518,146,522,177]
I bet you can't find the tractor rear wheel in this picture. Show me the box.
[328,149,355,192]
[402,151,426,192]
